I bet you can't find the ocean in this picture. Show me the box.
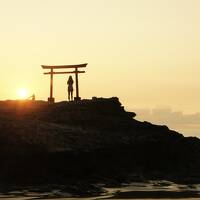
[0,181,200,200]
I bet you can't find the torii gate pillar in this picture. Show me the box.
[42,63,87,102]
[48,68,54,103]
[74,67,81,101]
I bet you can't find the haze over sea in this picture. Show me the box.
[133,106,200,137]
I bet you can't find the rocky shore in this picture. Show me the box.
[0,97,200,195]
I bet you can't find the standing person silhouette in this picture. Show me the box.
[67,76,74,101]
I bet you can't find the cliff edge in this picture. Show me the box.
[0,97,200,186]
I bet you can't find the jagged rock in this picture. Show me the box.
[0,97,199,185]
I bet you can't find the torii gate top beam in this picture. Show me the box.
[41,63,87,69]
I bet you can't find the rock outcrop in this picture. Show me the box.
[0,97,200,185]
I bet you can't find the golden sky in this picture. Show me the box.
[0,0,200,117]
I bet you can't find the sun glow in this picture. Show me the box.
[17,88,29,99]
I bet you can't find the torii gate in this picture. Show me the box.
[41,63,87,102]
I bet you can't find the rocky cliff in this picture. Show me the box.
[0,97,200,186]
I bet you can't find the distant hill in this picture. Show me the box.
[0,97,200,187]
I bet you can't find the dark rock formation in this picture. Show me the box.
[0,97,200,187]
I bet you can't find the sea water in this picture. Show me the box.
[0,181,200,200]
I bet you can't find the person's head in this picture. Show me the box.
[69,76,73,81]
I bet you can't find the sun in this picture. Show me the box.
[17,88,29,99]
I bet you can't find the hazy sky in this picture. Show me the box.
[0,0,200,131]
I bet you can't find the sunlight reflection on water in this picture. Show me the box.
[0,181,200,200]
